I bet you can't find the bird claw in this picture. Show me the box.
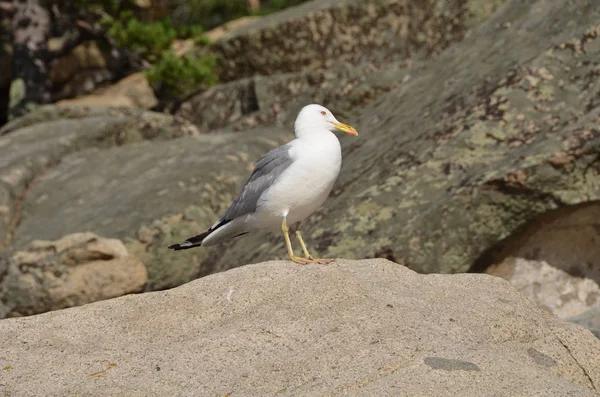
[308,256,334,265]
[290,256,333,265]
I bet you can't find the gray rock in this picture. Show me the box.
[212,0,504,82]
[0,106,291,290]
[181,0,507,133]
[491,203,600,284]
[0,232,147,318]
[0,259,598,396]
[570,307,600,339]
[2,0,600,318]
[205,0,600,276]
[0,106,199,246]
[177,62,407,133]
[489,258,600,320]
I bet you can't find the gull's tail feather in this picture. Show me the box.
[169,218,249,250]
[168,231,210,251]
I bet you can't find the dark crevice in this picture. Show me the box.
[479,179,566,207]
[558,337,598,391]
[0,81,8,128]
[240,79,259,115]
[469,240,508,274]
[469,201,600,280]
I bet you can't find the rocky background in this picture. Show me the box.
[0,0,599,394]
[0,0,599,385]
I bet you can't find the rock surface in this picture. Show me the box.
[570,307,600,339]
[49,42,111,99]
[205,16,260,43]
[490,202,600,284]
[0,106,199,247]
[212,0,502,82]
[206,0,600,276]
[177,62,406,133]
[0,105,291,293]
[182,0,506,132]
[0,259,599,396]
[1,0,600,318]
[57,72,158,109]
[0,232,147,318]
[489,257,600,320]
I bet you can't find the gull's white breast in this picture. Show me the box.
[253,132,342,229]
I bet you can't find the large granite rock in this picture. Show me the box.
[0,259,598,396]
[489,202,600,283]
[0,106,199,248]
[177,62,406,133]
[57,72,158,109]
[181,0,506,132]
[212,0,505,82]
[2,0,600,320]
[489,257,600,320]
[206,0,600,276]
[0,105,292,293]
[0,232,147,318]
[49,41,113,99]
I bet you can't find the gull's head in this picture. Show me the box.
[294,104,358,139]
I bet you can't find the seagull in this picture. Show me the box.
[168,104,358,264]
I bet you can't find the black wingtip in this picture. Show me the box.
[168,242,198,251]
[168,230,211,251]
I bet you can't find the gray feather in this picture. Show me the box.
[212,144,294,230]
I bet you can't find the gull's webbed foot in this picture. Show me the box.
[306,256,334,265]
[283,218,333,265]
[289,255,314,265]
[289,255,333,265]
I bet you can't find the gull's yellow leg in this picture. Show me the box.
[295,229,312,258]
[295,227,334,265]
[282,218,312,265]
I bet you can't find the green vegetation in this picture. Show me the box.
[107,16,177,62]
[146,51,218,98]
[98,9,218,98]
[78,0,310,100]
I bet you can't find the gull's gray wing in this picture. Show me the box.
[211,143,294,230]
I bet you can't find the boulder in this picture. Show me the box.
[2,0,600,319]
[0,105,292,291]
[570,307,600,339]
[0,106,199,247]
[180,0,507,132]
[57,72,158,109]
[177,62,406,133]
[489,257,600,320]
[212,0,505,82]
[489,202,600,283]
[49,41,113,99]
[205,0,600,276]
[0,259,598,396]
[0,232,147,318]
[205,16,260,43]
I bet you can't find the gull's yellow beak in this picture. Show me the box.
[330,121,358,136]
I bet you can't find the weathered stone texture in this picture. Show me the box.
[0,260,598,396]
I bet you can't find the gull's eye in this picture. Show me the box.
[320,111,326,116]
